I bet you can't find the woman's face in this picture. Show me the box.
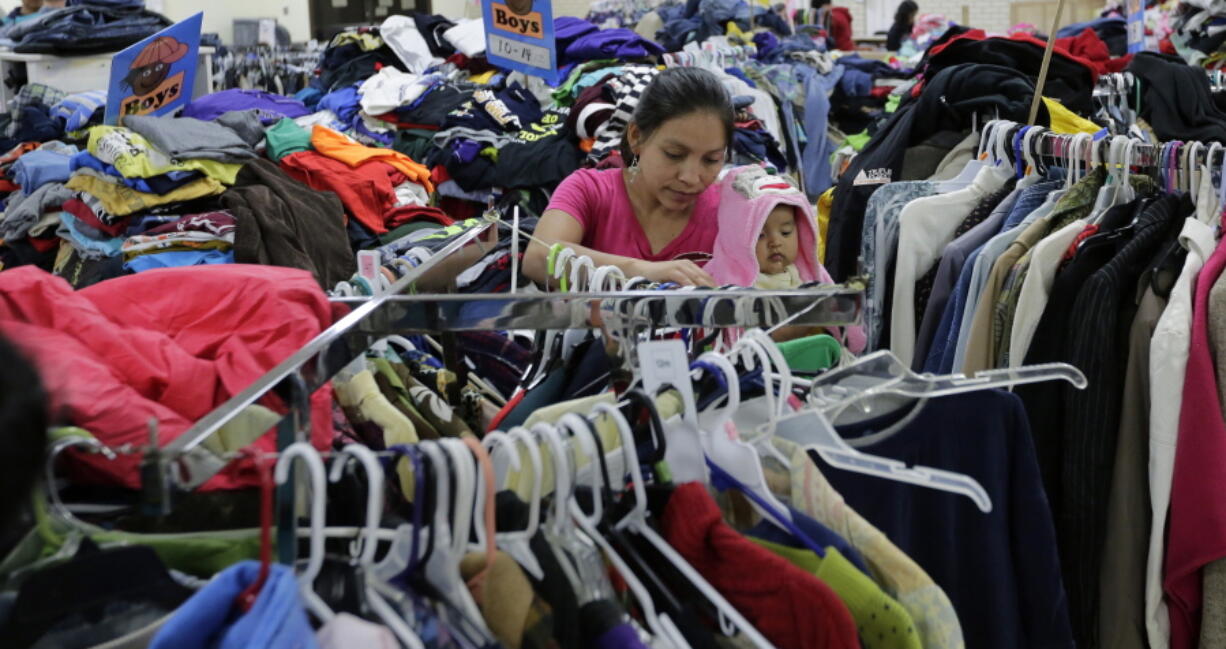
[628,111,727,212]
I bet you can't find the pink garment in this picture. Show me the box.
[705,166,826,287]
[546,167,719,263]
[704,166,865,352]
[1165,236,1226,649]
[0,265,340,490]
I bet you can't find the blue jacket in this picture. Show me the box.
[149,561,320,649]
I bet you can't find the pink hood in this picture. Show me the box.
[705,166,865,352]
[706,166,827,287]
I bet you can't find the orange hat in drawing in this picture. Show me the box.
[132,37,189,68]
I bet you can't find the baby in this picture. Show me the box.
[705,166,865,350]
[754,203,804,289]
[705,165,826,289]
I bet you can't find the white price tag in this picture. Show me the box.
[488,33,550,69]
[638,340,697,424]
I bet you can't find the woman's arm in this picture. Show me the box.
[524,209,715,288]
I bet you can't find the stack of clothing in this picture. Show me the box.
[0,140,76,265]
[52,118,246,275]
[120,211,236,273]
[0,1,173,55]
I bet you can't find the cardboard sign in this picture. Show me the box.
[1126,0,1145,54]
[105,12,202,125]
[483,0,558,83]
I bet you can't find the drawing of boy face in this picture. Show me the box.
[126,62,168,95]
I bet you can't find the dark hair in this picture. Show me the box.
[0,334,47,531]
[619,67,734,163]
[894,0,918,24]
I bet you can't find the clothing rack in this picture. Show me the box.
[154,280,861,494]
[212,45,322,94]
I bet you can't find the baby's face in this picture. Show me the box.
[756,206,799,275]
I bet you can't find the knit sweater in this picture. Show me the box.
[661,482,859,649]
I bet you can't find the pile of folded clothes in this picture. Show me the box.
[0,0,172,55]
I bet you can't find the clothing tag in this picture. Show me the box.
[852,168,891,186]
[638,340,697,424]
[356,250,381,292]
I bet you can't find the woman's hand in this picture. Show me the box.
[627,259,716,287]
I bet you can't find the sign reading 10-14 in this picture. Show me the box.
[483,0,558,83]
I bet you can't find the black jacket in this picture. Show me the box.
[824,63,1048,280]
[1128,51,1226,143]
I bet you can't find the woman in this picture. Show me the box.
[887,1,918,51]
[523,67,734,287]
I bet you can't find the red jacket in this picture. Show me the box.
[829,6,854,51]
[0,265,342,490]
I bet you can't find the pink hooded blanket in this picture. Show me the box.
[705,166,865,352]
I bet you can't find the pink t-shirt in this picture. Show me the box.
[546,168,720,263]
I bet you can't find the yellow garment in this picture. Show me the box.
[755,265,803,290]
[334,370,418,493]
[66,173,225,218]
[759,435,966,649]
[330,31,384,51]
[749,538,923,649]
[512,391,683,502]
[469,70,497,85]
[513,392,619,502]
[1042,96,1100,135]
[726,20,747,40]
[87,126,242,185]
[310,125,434,192]
[460,551,534,649]
[817,188,834,264]
[202,404,281,455]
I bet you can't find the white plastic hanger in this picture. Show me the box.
[1088,135,1132,224]
[785,350,1089,512]
[590,264,627,292]
[555,413,606,524]
[592,402,776,649]
[328,445,425,649]
[479,431,545,580]
[692,352,794,527]
[549,246,576,291]
[273,442,335,622]
[568,254,597,293]
[416,442,489,632]
[439,438,477,560]
[537,414,690,649]
[733,330,796,469]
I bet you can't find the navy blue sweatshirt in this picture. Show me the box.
[808,389,1075,649]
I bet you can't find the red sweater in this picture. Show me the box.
[661,482,860,649]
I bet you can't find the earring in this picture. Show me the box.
[627,153,640,182]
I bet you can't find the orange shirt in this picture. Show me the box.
[310,125,435,193]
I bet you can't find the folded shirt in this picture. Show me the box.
[12,145,76,194]
[122,114,258,164]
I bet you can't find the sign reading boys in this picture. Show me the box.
[483,0,558,83]
[105,12,203,125]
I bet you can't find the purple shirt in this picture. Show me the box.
[180,89,310,124]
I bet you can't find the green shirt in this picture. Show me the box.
[777,334,843,373]
[750,537,924,649]
[264,118,313,160]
